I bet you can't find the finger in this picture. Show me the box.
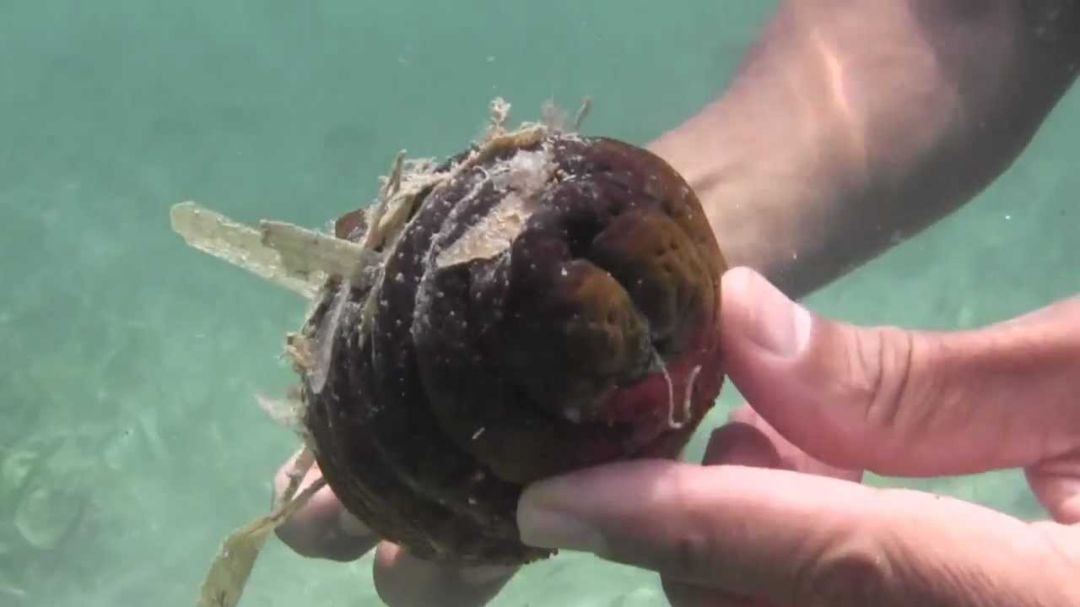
[673,406,849,607]
[373,541,518,607]
[704,405,862,482]
[719,266,1080,476]
[1026,450,1080,524]
[702,418,782,469]
[272,456,378,561]
[518,460,1080,606]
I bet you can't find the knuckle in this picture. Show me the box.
[648,467,719,580]
[669,530,713,580]
[794,530,897,606]
[844,326,919,435]
[274,519,322,557]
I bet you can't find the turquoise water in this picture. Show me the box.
[1,2,1076,605]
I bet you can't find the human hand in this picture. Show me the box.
[271,457,518,607]
[517,267,1080,606]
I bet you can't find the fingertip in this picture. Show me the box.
[720,407,865,482]
[718,269,815,428]
[273,483,378,562]
[702,422,782,468]
[721,266,812,360]
[518,460,691,556]
[517,473,614,554]
[719,266,760,308]
[374,540,401,572]
[717,269,857,468]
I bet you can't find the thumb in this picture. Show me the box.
[719,267,1080,476]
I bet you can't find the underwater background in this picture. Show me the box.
[1,1,1076,605]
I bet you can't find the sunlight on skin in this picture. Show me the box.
[266,0,1080,603]
[807,25,867,168]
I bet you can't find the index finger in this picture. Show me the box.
[518,460,1080,606]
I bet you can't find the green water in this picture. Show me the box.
[0,2,1076,605]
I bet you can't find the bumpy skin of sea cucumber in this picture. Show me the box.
[302,134,727,565]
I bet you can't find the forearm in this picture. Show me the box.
[650,0,1080,298]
